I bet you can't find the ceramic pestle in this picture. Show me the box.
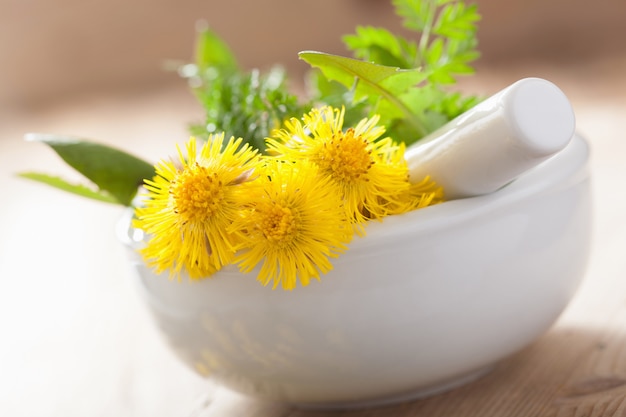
[405,77,576,199]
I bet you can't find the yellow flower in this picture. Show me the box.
[231,159,352,290]
[266,106,416,232]
[134,134,259,279]
[386,175,444,215]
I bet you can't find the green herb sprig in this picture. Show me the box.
[18,0,482,206]
[181,27,309,152]
[302,0,481,145]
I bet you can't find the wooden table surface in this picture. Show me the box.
[1,60,625,416]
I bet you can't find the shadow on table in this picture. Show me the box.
[190,324,626,417]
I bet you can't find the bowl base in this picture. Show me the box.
[292,364,495,411]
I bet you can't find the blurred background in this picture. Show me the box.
[2,0,625,108]
[1,1,625,416]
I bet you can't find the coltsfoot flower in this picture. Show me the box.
[134,134,259,279]
[231,159,352,290]
[266,106,440,233]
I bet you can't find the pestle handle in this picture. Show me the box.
[405,77,576,199]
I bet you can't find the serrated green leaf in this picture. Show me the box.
[306,70,370,127]
[445,61,476,74]
[25,133,155,206]
[299,51,428,136]
[426,38,444,65]
[433,3,480,39]
[434,91,483,119]
[453,50,481,63]
[427,70,457,84]
[392,0,432,31]
[18,172,119,204]
[343,26,410,68]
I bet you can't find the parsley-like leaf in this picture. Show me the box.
[305,0,482,144]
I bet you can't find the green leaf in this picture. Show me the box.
[188,66,307,152]
[182,26,308,153]
[299,51,429,136]
[425,38,444,65]
[377,83,449,138]
[18,172,119,204]
[194,26,238,72]
[433,3,480,39]
[25,133,155,206]
[392,0,433,31]
[331,0,482,144]
[306,70,370,127]
[343,26,411,68]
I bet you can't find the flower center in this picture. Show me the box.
[261,204,297,244]
[316,128,372,182]
[171,164,224,223]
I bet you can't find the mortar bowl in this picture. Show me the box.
[119,133,591,409]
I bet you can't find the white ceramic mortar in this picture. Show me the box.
[119,131,591,408]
